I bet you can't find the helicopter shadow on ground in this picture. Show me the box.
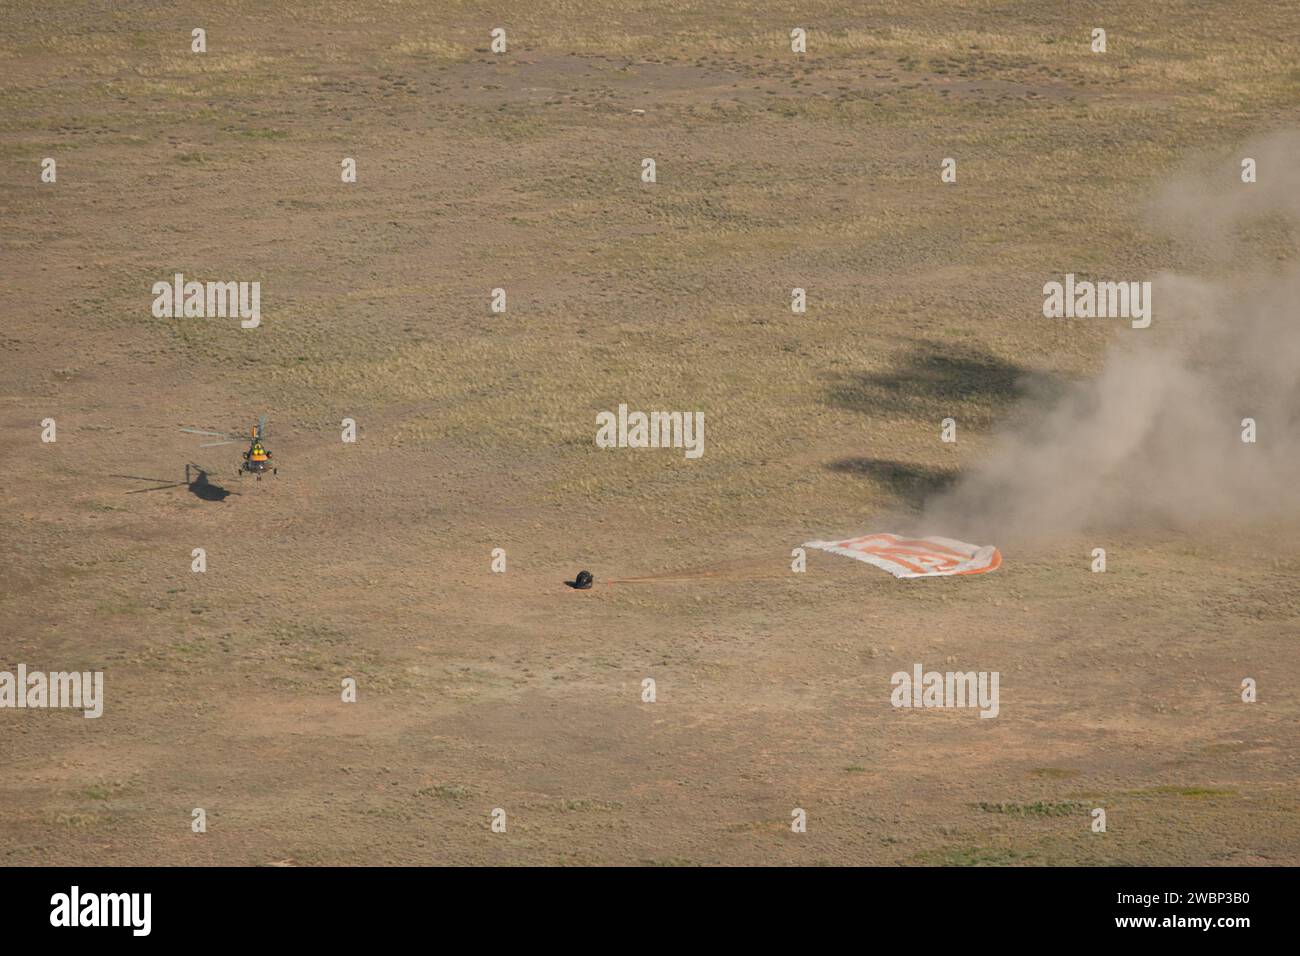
[822,339,1066,511]
[827,459,959,512]
[110,464,239,502]
[824,338,1063,423]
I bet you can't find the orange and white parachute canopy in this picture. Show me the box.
[802,533,1000,579]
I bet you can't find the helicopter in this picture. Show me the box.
[181,415,278,480]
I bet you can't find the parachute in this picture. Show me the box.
[803,533,1001,579]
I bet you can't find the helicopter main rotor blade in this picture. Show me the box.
[200,440,237,447]
[126,483,188,494]
[181,427,232,438]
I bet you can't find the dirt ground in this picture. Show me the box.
[1,2,1297,865]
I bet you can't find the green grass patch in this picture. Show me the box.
[1030,767,1079,779]
[1128,786,1237,799]
[417,784,471,801]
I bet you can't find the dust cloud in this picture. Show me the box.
[919,130,1300,542]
